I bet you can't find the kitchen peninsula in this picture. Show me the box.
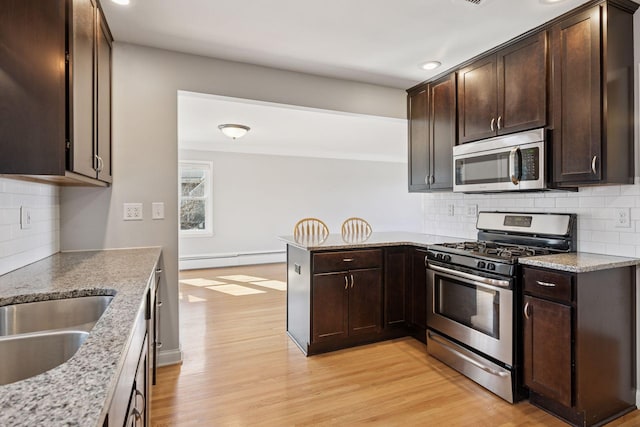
[281,232,453,355]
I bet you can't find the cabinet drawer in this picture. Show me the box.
[313,249,382,273]
[523,267,573,303]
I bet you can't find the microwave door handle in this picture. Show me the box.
[509,147,520,185]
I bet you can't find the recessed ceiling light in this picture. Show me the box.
[111,0,130,5]
[420,61,442,71]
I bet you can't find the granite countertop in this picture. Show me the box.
[279,231,461,251]
[519,252,640,273]
[0,247,161,427]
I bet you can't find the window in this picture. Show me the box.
[179,161,212,236]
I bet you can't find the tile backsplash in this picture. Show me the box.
[0,178,60,276]
[423,184,640,257]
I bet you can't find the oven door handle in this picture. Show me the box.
[427,331,510,378]
[428,263,512,289]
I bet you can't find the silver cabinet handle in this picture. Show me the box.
[536,280,556,288]
[591,155,598,174]
[429,175,435,185]
[343,258,354,262]
[424,175,430,185]
[497,116,502,130]
[156,300,163,307]
[156,341,163,348]
[509,147,520,185]
[490,117,495,132]
[156,268,163,274]
[350,274,354,288]
[344,276,349,289]
[135,388,146,414]
[523,301,531,319]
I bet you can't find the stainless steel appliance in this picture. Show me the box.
[426,211,576,403]
[453,128,545,193]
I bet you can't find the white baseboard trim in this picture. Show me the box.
[158,348,184,367]
[179,250,286,270]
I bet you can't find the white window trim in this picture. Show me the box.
[179,160,213,237]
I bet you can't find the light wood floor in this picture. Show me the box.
[151,263,640,426]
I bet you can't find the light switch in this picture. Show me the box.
[152,202,165,220]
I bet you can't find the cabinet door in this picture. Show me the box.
[458,54,498,143]
[0,0,66,175]
[70,0,97,178]
[312,273,349,342]
[384,248,407,327]
[523,295,572,407]
[429,73,456,190]
[408,86,430,192]
[96,9,112,183]
[497,31,547,135]
[410,249,428,330]
[551,6,601,184]
[348,268,382,336]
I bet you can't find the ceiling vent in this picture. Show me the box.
[464,0,484,4]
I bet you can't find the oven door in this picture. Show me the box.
[427,263,513,366]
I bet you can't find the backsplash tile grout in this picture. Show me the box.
[0,178,60,276]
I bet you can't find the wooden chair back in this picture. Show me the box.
[341,217,372,241]
[293,218,329,243]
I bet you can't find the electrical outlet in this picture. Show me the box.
[615,208,631,228]
[20,206,32,230]
[123,203,143,221]
[447,204,455,216]
[152,202,165,220]
[467,204,478,217]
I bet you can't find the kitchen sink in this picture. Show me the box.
[0,295,113,336]
[0,330,89,385]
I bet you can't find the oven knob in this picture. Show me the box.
[477,261,486,269]
[487,263,496,271]
[443,255,451,262]
[436,253,443,260]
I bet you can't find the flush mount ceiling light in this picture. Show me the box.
[420,61,442,71]
[111,0,130,4]
[218,124,250,140]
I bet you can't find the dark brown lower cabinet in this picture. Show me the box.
[409,248,428,342]
[384,247,408,329]
[523,295,572,407]
[522,265,635,426]
[312,268,382,344]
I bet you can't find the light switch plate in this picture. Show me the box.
[152,202,165,220]
[123,203,143,221]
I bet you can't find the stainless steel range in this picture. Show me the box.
[426,211,576,403]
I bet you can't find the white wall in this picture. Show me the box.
[0,178,59,276]
[179,150,423,268]
[60,43,406,366]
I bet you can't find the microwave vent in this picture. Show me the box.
[465,0,484,4]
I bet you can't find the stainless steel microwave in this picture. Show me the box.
[453,128,545,193]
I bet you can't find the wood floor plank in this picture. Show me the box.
[150,263,639,426]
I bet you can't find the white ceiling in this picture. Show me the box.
[101,0,599,88]
[178,91,407,162]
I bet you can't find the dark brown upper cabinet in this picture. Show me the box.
[551,0,636,186]
[407,73,456,192]
[0,0,112,186]
[458,32,547,144]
